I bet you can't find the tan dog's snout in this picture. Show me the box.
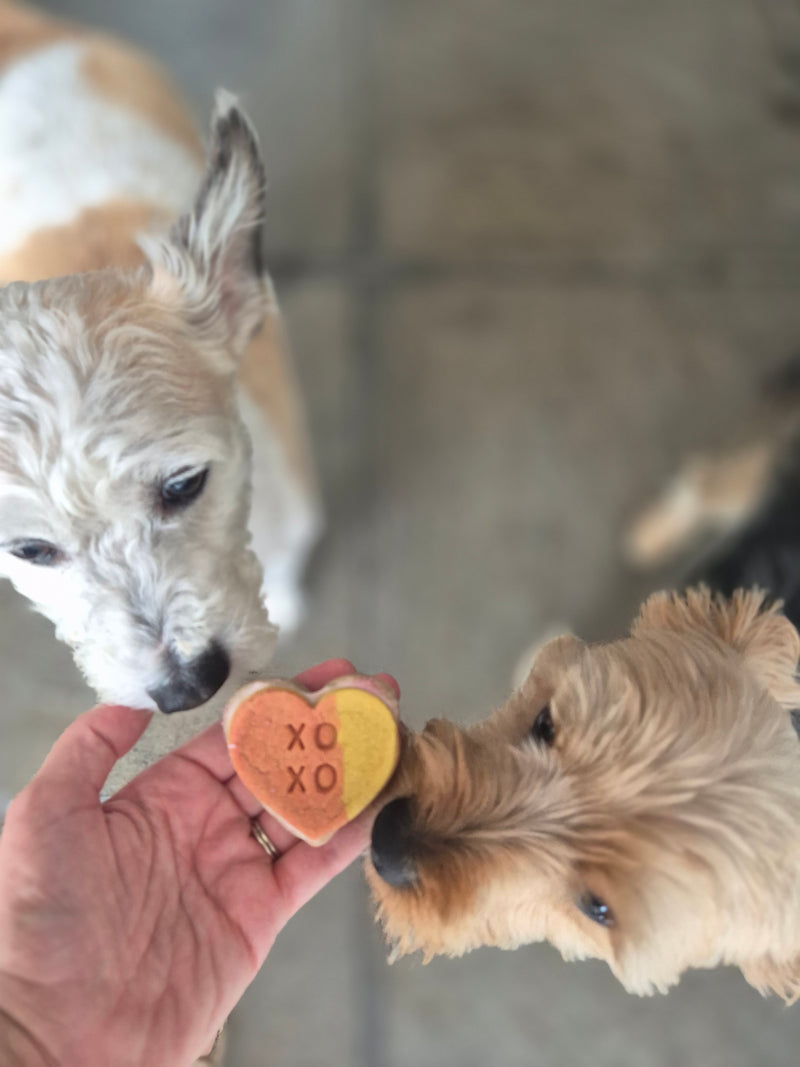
[370,716,540,893]
[371,797,419,889]
[368,589,800,999]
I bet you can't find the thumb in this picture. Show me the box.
[27,704,153,813]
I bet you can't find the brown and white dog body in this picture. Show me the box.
[0,2,321,711]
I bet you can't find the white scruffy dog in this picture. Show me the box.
[0,3,321,714]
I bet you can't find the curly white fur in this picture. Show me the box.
[0,88,312,708]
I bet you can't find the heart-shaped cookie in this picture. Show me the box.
[224,675,400,845]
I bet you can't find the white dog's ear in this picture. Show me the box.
[146,91,270,361]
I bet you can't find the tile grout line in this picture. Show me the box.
[269,250,800,291]
[342,3,390,1067]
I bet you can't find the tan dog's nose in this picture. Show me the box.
[147,642,230,713]
[371,797,419,888]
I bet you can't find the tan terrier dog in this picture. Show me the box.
[368,588,800,1000]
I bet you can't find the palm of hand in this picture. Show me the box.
[45,754,273,1061]
[0,661,376,1067]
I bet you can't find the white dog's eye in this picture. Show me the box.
[160,467,209,510]
[8,540,64,566]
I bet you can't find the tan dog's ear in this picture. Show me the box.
[742,953,800,1004]
[512,626,579,690]
[146,91,271,361]
[634,586,800,711]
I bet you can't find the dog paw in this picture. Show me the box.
[623,482,702,569]
[265,583,305,637]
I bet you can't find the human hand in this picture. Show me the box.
[0,660,398,1067]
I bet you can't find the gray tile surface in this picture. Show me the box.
[0,583,90,801]
[231,867,367,1067]
[377,0,800,274]
[383,949,800,1067]
[8,0,800,1064]
[45,0,365,255]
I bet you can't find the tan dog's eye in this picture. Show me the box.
[530,705,555,746]
[578,892,614,927]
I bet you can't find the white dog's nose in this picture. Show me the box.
[147,641,230,713]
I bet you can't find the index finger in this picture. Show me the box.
[22,704,152,819]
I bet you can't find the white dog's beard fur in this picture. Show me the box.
[1,432,278,710]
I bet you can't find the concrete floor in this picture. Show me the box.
[5,0,800,1063]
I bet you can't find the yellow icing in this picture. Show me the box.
[335,688,399,819]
